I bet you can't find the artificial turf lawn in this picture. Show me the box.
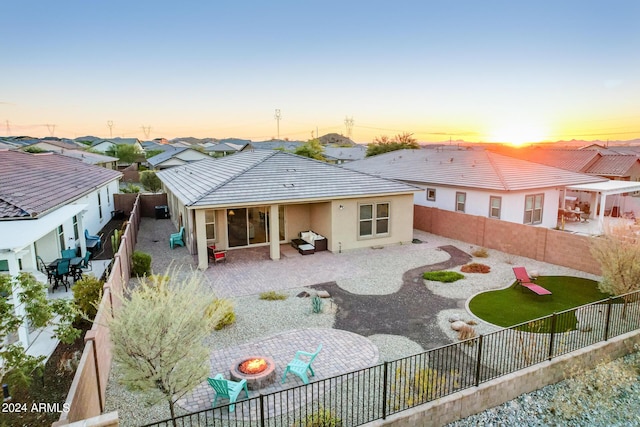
[469,276,609,330]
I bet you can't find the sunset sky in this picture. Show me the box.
[2,1,639,143]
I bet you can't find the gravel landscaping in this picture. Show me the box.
[104,222,640,426]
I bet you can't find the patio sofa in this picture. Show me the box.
[291,230,328,253]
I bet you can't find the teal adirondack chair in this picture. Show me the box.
[208,374,249,412]
[281,343,323,385]
[169,226,185,249]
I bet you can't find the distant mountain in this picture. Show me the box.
[318,133,356,146]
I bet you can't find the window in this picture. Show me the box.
[426,188,436,201]
[58,225,65,250]
[524,194,544,224]
[98,192,103,220]
[489,196,501,219]
[456,192,466,212]
[359,202,390,238]
[73,215,79,240]
[107,187,111,205]
[205,209,216,241]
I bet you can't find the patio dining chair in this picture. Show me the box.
[61,249,77,259]
[207,374,249,412]
[37,256,56,284]
[281,343,323,385]
[81,251,92,271]
[54,258,71,292]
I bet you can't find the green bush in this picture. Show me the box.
[259,291,287,300]
[422,271,465,283]
[131,251,152,277]
[206,298,236,331]
[72,276,105,320]
[120,183,141,194]
[298,409,342,427]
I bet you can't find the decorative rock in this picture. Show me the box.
[529,269,540,278]
[448,314,462,323]
[451,320,467,331]
[317,290,331,298]
[296,291,310,298]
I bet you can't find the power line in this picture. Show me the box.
[107,121,114,138]
[46,124,56,136]
[344,116,354,139]
[142,125,151,139]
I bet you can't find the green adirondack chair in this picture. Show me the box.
[281,343,323,385]
[169,226,185,249]
[207,374,249,412]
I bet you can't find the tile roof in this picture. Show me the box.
[324,146,367,161]
[584,155,640,176]
[343,149,606,191]
[147,146,189,166]
[156,150,418,207]
[56,149,118,165]
[0,150,122,219]
[492,147,601,172]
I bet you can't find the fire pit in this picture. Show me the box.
[230,356,276,390]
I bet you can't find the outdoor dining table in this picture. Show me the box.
[49,257,84,282]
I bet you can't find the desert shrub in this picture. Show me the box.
[120,183,141,194]
[550,357,635,420]
[72,276,104,320]
[206,298,235,330]
[457,324,477,341]
[131,251,152,277]
[295,409,342,427]
[466,320,478,326]
[390,362,459,409]
[471,247,489,258]
[461,263,491,273]
[259,291,287,300]
[423,271,465,283]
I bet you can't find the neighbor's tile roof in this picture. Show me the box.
[147,146,189,166]
[584,155,640,176]
[156,150,418,207]
[0,150,122,219]
[324,146,367,161]
[343,149,606,191]
[491,147,601,172]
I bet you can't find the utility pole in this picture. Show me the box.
[344,116,354,138]
[142,125,151,139]
[5,120,10,136]
[46,124,56,136]
[107,120,114,138]
[274,109,282,139]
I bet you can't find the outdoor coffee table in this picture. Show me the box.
[297,243,315,255]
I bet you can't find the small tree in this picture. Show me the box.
[109,270,226,421]
[0,273,79,387]
[590,224,640,316]
[366,132,419,157]
[294,139,325,161]
[140,170,163,193]
[106,143,141,164]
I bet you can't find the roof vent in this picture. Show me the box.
[283,183,295,188]
[286,168,297,172]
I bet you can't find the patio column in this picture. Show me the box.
[269,204,280,260]
[195,209,208,270]
[7,255,30,347]
[598,192,607,233]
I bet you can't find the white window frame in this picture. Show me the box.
[426,188,436,202]
[456,192,466,213]
[524,193,544,224]
[358,202,390,239]
[98,192,103,220]
[489,196,501,219]
[205,209,216,242]
[58,225,65,250]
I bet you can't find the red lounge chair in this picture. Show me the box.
[512,267,552,296]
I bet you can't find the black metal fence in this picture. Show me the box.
[142,290,640,427]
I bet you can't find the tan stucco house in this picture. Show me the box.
[156,150,419,269]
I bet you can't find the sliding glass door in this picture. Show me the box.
[226,206,285,248]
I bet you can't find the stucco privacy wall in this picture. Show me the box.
[414,206,601,275]
[366,329,640,427]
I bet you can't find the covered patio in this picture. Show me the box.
[562,180,640,235]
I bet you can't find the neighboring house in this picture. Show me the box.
[55,150,119,169]
[157,151,418,269]
[251,140,306,152]
[90,137,144,154]
[147,146,212,170]
[0,150,121,347]
[26,139,81,152]
[204,141,251,157]
[324,145,367,164]
[343,149,606,228]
